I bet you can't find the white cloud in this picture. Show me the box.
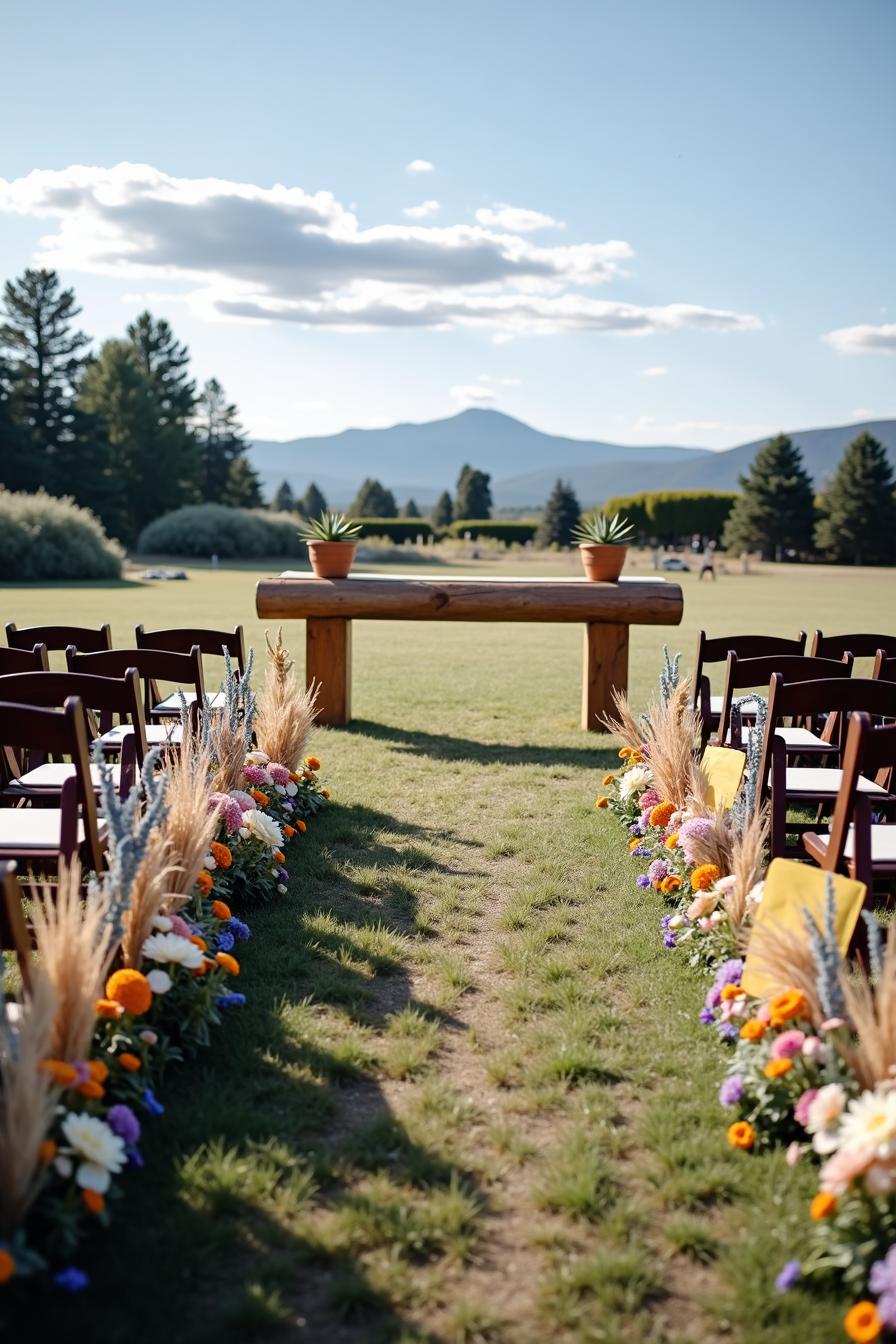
[499,376,522,386]
[403,199,440,219]
[405,159,434,174]
[640,365,668,377]
[823,323,896,354]
[851,407,875,418]
[0,162,763,339]
[474,203,563,232]
[633,414,769,439]
[451,384,496,407]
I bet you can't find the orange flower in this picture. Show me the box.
[664,832,680,848]
[117,1053,141,1072]
[660,875,683,894]
[691,863,721,891]
[105,968,152,1016]
[192,962,208,976]
[649,802,675,829]
[38,1059,77,1088]
[844,1302,882,1343]
[810,1192,837,1220]
[211,899,232,921]
[95,998,125,1019]
[296,819,307,833]
[76,1079,105,1100]
[721,983,744,1002]
[764,1058,793,1080]
[196,870,214,897]
[81,1188,105,1215]
[250,789,270,807]
[288,770,300,783]
[596,797,610,809]
[38,1139,57,1164]
[727,1121,755,1150]
[216,952,240,976]
[618,747,632,759]
[0,1249,14,1283]
[283,824,296,838]
[88,1060,109,1083]
[740,1018,767,1041]
[321,789,330,799]
[274,849,286,864]
[769,989,809,1028]
[302,769,313,780]
[210,842,233,870]
[304,755,321,771]
[602,773,615,785]
[189,935,208,951]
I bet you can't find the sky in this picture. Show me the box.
[2,0,894,449]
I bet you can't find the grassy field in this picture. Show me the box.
[3,555,894,1343]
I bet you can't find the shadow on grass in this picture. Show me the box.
[345,719,618,771]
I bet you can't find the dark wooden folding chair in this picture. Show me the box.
[0,669,147,799]
[66,645,204,752]
[0,644,49,675]
[134,624,245,718]
[873,650,896,685]
[803,712,896,897]
[0,698,106,876]
[0,860,32,992]
[6,622,112,654]
[693,630,807,745]
[811,631,896,662]
[759,676,896,859]
[716,652,852,752]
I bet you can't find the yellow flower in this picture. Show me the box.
[649,802,675,829]
[602,773,615,785]
[727,1121,755,1150]
[720,983,744,1002]
[660,875,682,893]
[769,989,809,1028]
[691,863,721,891]
[740,1018,767,1041]
[618,747,632,759]
[304,755,321,771]
[664,832,680,849]
[764,1058,793,1080]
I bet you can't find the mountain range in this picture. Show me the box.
[249,410,896,511]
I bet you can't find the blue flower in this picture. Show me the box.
[216,930,235,952]
[228,917,251,941]
[663,933,677,949]
[215,992,247,1008]
[699,1007,715,1025]
[106,1103,141,1146]
[55,1267,89,1292]
[636,875,650,889]
[719,1074,745,1106]
[142,1088,165,1117]
[774,1260,801,1293]
[126,1147,145,1169]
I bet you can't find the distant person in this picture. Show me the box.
[691,533,703,554]
[740,550,750,575]
[699,540,716,581]
[652,547,662,571]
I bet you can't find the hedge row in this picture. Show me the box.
[602,490,737,542]
[0,488,124,580]
[137,504,306,558]
[447,519,538,544]
[356,518,435,542]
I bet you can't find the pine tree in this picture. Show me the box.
[350,477,397,517]
[0,268,90,482]
[126,311,196,425]
[432,490,453,527]
[815,432,896,565]
[455,463,492,519]
[722,434,816,560]
[537,479,581,547]
[53,404,129,541]
[221,455,264,508]
[195,378,248,502]
[299,481,328,519]
[0,351,32,491]
[272,480,296,513]
[403,497,421,518]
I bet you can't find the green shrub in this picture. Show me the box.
[0,488,124,580]
[602,491,737,543]
[137,504,305,558]
[448,519,538,545]
[356,518,434,543]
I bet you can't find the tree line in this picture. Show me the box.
[272,463,495,526]
[0,268,263,544]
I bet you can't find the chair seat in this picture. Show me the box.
[0,809,105,851]
[727,726,834,752]
[808,826,896,865]
[153,689,224,715]
[711,694,759,717]
[11,763,121,790]
[781,767,888,796]
[99,723,182,748]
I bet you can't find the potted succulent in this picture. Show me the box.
[298,511,362,579]
[572,511,634,581]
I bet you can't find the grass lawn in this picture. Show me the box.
[2,555,894,1343]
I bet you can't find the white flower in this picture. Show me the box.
[286,781,298,797]
[61,1113,126,1193]
[204,854,217,871]
[837,1088,896,1161]
[245,750,270,765]
[141,932,205,970]
[807,1083,847,1154]
[243,808,283,849]
[54,1154,73,1179]
[146,969,173,995]
[277,883,288,894]
[275,785,286,796]
[151,914,173,932]
[139,1029,159,1045]
[668,914,685,929]
[238,826,249,839]
[747,880,764,906]
[618,765,652,801]
[715,874,737,895]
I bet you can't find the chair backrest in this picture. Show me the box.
[821,712,896,877]
[7,622,112,654]
[872,650,896,685]
[693,630,807,721]
[0,668,147,781]
[0,643,49,675]
[0,698,104,872]
[0,860,32,992]
[66,645,205,720]
[717,652,852,743]
[811,630,896,661]
[135,624,246,675]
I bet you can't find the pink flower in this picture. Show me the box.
[209,791,244,835]
[268,764,290,785]
[821,1017,845,1032]
[639,789,660,813]
[785,1141,803,1167]
[243,765,268,787]
[802,1036,823,1059]
[820,1146,871,1195]
[772,1030,806,1060]
[168,914,192,938]
[757,1003,772,1024]
[228,790,255,812]
[795,1088,819,1128]
[687,891,718,921]
[698,917,714,932]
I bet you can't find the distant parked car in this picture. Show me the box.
[660,556,691,572]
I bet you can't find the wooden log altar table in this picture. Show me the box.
[255,572,684,731]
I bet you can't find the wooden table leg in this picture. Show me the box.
[582,622,629,731]
[307,617,352,725]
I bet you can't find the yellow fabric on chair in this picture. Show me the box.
[741,858,867,999]
[700,746,746,810]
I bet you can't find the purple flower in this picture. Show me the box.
[632,846,651,858]
[699,1007,715,1025]
[71,1060,90,1086]
[269,763,290,785]
[718,1022,739,1042]
[719,1074,745,1106]
[106,1103,141,1147]
[647,859,670,884]
[660,914,672,928]
[636,875,650,889]
[126,1147,145,1168]
[278,866,289,881]
[870,1247,896,1327]
[142,1088,165,1117]
[678,816,715,865]
[216,930,235,952]
[55,1267,89,1292]
[243,764,268,787]
[229,917,251,941]
[774,1260,801,1293]
[629,822,644,836]
[215,992,247,1008]
[663,933,677,949]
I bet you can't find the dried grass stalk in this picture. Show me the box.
[837,931,896,1090]
[743,917,824,1027]
[688,805,736,875]
[641,682,701,811]
[726,805,769,944]
[0,968,57,1235]
[206,713,248,795]
[254,628,319,770]
[601,688,643,753]
[162,725,218,900]
[29,862,114,1061]
[119,830,175,968]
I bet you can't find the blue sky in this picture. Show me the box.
[2,0,894,448]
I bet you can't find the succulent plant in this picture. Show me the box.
[298,511,362,542]
[572,511,634,545]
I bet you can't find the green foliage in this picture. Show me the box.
[455,463,493,520]
[603,490,737,543]
[272,479,295,513]
[298,511,362,541]
[136,503,306,557]
[356,517,434,542]
[126,310,196,426]
[431,489,454,528]
[448,519,537,544]
[0,488,123,579]
[299,481,328,518]
[815,432,896,565]
[194,377,248,503]
[572,510,634,545]
[350,477,398,517]
[537,478,581,547]
[403,497,421,518]
[722,434,816,559]
[220,454,263,508]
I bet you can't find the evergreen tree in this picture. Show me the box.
[195,378,248,502]
[537,479,581,547]
[53,404,129,542]
[432,490,453,528]
[126,311,196,425]
[403,497,421,518]
[299,481,328,519]
[455,463,492,519]
[0,268,90,483]
[815,432,896,565]
[221,455,264,508]
[272,479,296,513]
[350,477,398,517]
[0,351,32,492]
[722,434,816,559]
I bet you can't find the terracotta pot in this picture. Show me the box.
[306,541,357,579]
[579,543,627,582]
